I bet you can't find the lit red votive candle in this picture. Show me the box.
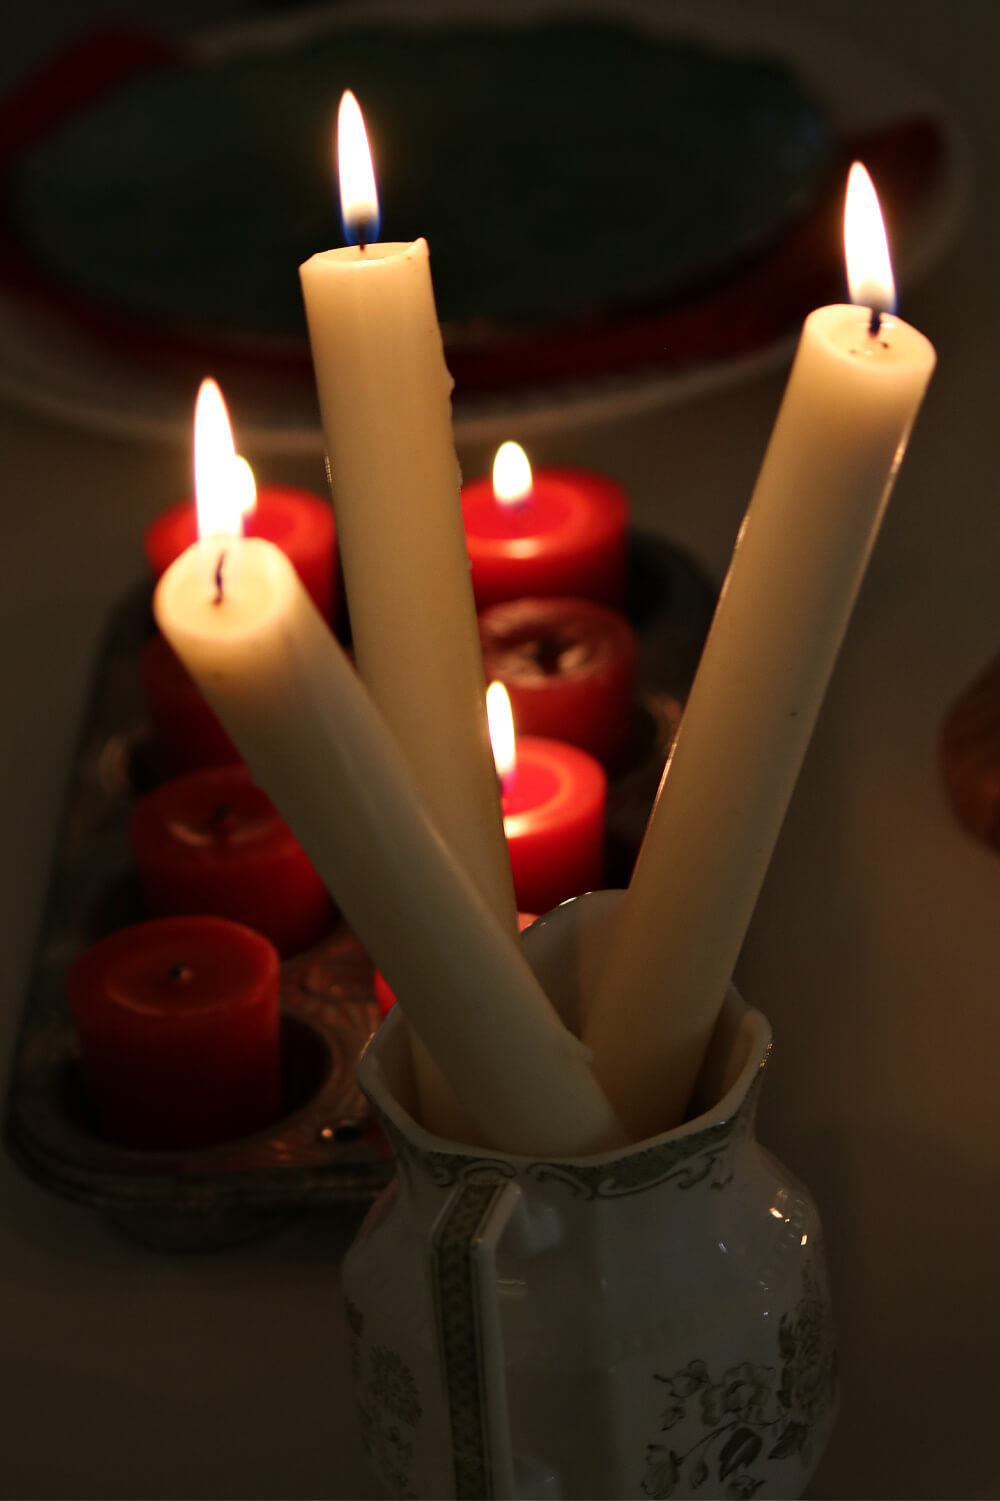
[67,915,281,1150]
[141,633,240,775]
[144,486,338,620]
[129,765,334,958]
[479,596,638,772]
[461,445,628,611]
[503,738,606,915]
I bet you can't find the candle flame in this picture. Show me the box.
[232,455,257,519]
[492,441,533,510]
[194,378,245,540]
[844,162,895,314]
[487,681,517,786]
[337,90,380,245]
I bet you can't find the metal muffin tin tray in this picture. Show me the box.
[4,533,715,1249]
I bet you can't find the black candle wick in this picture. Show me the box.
[868,306,882,337]
[211,801,234,832]
[213,550,226,606]
[167,962,194,983]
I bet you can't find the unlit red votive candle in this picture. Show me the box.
[67,915,281,1150]
[129,765,334,958]
[479,595,637,772]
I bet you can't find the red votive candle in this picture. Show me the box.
[461,444,628,611]
[141,633,240,774]
[129,765,334,957]
[503,739,606,915]
[479,596,638,772]
[374,911,539,1017]
[144,485,338,620]
[67,915,281,1150]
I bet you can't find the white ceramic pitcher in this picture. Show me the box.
[342,891,837,1499]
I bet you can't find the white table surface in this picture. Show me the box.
[1,1,998,1496]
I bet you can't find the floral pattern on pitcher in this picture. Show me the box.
[345,1299,422,1500]
[348,955,837,1501]
[640,1262,837,1499]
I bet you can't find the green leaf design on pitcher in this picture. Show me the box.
[641,1261,836,1499]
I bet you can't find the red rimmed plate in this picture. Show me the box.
[0,1,963,448]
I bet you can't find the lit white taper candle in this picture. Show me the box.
[154,385,625,1158]
[584,164,937,1139]
[298,94,513,925]
[299,93,517,1136]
